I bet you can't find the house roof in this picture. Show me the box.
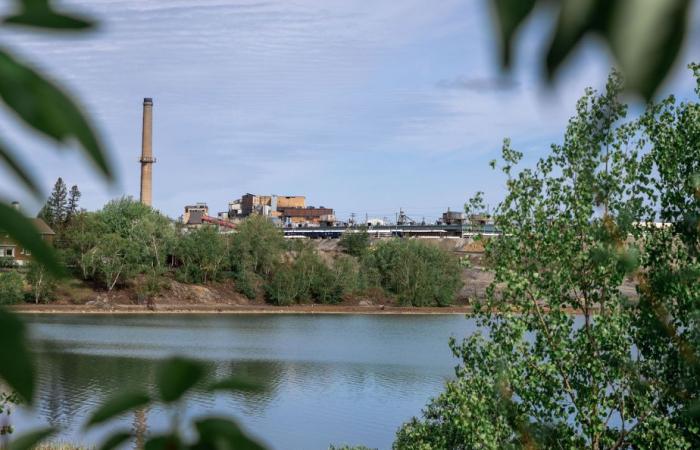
[32,218,55,235]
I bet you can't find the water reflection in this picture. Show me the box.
[22,314,475,450]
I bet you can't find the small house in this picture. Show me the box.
[0,218,55,266]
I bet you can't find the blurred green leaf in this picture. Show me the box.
[0,48,112,180]
[609,0,690,100]
[0,309,35,403]
[156,357,205,403]
[144,435,182,450]
[99,431,133,450]
[207,376,263,394]
[4,0,93,30]
[86,391,151,427]
[0,140,41,198]
[491,0,537,68]
[8,427,54,450]
[0,203,64,275]
[545,0,607,79]
[195,417,267,450]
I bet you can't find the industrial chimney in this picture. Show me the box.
[139,97,155,206]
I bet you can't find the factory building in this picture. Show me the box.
[442,208,467,225]
[183,203,209,225]
[182,202,235,232]
[224,194,335,227]
[279,207,335,227]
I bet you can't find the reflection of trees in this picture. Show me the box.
[32,343,447,444]
[133,407,148,450]
[35,350,157,430]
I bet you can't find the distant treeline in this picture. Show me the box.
[1,197,463,307]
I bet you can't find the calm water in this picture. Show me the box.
[17,314,477,450]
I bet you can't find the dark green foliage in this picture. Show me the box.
[339,228,370,257]
[66,184,81,222]
[491,0,691,100]
[97,432,132,450]
[0,271,24,305]
[366,240,462,306]
[38,177,67,228]
[4,0,94,30]
[0,309,34,402]
[232,269,258,299]
[7,427,55,450]
[156,357,205,403]
[0,138,41,198]
[194,417,266,450]
[0,256,16,268]
[0,49,110,180]
[265,264,298,306]
[86,391,151,426]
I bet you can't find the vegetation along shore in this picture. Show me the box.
[1,193,487,311]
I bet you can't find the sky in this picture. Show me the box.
[0,0,699,222]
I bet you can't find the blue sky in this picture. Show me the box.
[0,0,698,221]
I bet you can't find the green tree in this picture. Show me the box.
[65,184,81,222]
[229,215,285,276]
[57,211,106,280]
[25,261,56,304]
[395,70,700,449]
[0,272,24,305]
[175,226,229,283]
[339,227,370,257]
[229,215,285,298]
[91,233,140,291]
[38,177,68,228]
[99,198,176,272]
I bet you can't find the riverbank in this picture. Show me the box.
[10,303,473,314]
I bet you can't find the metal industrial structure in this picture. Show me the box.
[283,223,498,239]
[139,98,155,206]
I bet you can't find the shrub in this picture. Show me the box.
[232,269,258,300]
[338,227,370,257]
[265,264,299,306]
[0,257,16,269]
[366,239,462,306]
[265,247,358,305]
[174,226,228,283]
[0,272,24,304]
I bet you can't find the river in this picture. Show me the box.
[16,314,477,450]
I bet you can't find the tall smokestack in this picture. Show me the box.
[139,97,155,206]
